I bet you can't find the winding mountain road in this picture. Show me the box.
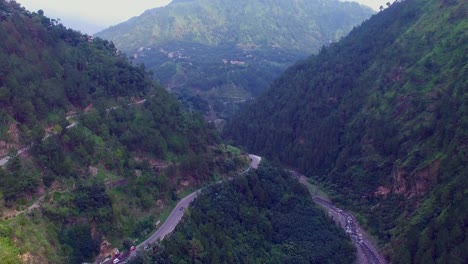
[105,154,262,264]
[137,190,201,247]
[248,154,261,169]
[136,154,261,247]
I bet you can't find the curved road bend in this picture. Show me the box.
[248,154,261,169]
[138,190,200,247]
[107,154,262,264]
[298,175,387,264]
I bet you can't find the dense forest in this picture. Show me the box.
[129,161,356,264]
[226,0,467,262]
[96,0,373,120]
[0,1,246,263]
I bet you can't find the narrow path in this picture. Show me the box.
[2,97,148,167]
[0,146,30,166]
[297,175,387,264]
[1,194,45,220]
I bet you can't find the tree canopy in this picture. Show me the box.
[131,162,356,264]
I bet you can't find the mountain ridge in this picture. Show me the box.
[96,0,374,53]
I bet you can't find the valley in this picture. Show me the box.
[96,0,373,120]
[129,160,358,263]
[0,0,466,263]
[226,0,467,262]
[121,156,387,264]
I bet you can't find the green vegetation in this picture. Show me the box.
[1,0,465,262]
[96,0,373,119]
[0,1,246,262]
[58,223,100,263]
[226,0,467,262]
[0,221,21,264]
[130,161,355,264]
[0,212,62,263]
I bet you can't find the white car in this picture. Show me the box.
[113,258,120,264]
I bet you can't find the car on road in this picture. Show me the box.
[113,258,120,264]
[179,206,184,211]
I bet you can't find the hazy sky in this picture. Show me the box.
[17,0,387,34]
[17,0,172,33]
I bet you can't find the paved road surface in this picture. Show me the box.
[105,192,202,264]
[248,154,261,169]
[0,155,11,166]
[138,190,200,247]
[297,175,387,264]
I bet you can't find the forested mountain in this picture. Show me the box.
[130,162,356,264]
[0,1,246,263]
[95,0,373,120]
[226,0,468,262]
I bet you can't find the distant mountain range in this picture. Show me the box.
[97,0,373,53]
[95,0,374,120]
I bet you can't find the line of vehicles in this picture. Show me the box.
[313,196,383,264]
[102,246,136,264]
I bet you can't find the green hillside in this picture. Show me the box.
[0,1,246,263]
[95,0,373,120]
[226,0,467,262]
[130,162,356,264]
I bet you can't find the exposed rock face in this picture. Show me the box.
[96,240,119,264]
[89,166,98,176]
[392,160,440,198]
[374,186,391,197]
